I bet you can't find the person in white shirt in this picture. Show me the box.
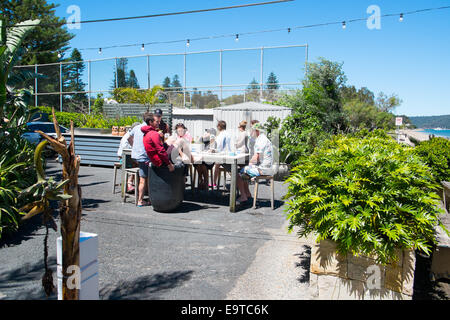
[236,121,273,204]
[117,122,140,193]
[235,120,249,154]
[213,120,231,188]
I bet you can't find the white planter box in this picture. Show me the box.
[57,232,99,300]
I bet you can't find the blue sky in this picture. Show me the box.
[52,0,450,116]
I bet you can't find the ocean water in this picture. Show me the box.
[420,129,450,138]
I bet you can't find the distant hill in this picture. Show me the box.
[408,115,450,129]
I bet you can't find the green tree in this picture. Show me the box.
[266,72,279,90]
[111,58,129,89]
[162,76,171,90]
[63,48,87,112]
[376,92,402,112]
[2,0,75,108]
[341,85,375,105]
[128,69,139,89]
[171,74,182,92]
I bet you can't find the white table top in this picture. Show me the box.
[191,152,249,165]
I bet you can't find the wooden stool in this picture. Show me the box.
[252,175,275,210]
[112,162,122,194]
[216,167,228,191]
[123,168,140,205]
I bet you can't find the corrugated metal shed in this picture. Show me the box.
[62,133,121,167]
[213,102,292,131]
[172,108,214,140]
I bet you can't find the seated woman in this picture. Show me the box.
[212,120,231,188]
[194,128,216,190]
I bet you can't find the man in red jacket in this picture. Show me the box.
[141,115,175,172]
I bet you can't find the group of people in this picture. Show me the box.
[117,108,274,207]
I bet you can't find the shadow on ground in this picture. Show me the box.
[295,245,311,284]
[0,203,59,248]
[100,270,194,300]
[0,256,57,300]
[413,251,450,300]
[183,188,284,212]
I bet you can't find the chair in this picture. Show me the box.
[252,175,275,210]
[112,162,122,194]
[216,167,228,191]
[192,165,215,191]
[123,168,140,205]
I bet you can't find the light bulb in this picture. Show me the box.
[399,13,404,22]
[235,34,239,42]
[98,48,102,54]
[186,39,190,47]
[287,27,291,34]
[57,53,61,58]
[342,21,346,29]
[141,44,145,51]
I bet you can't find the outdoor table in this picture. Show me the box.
[191,151,250,213]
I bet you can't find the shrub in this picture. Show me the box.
[284,135,448,265]
[414,137,450,183]
[38,107,140,129]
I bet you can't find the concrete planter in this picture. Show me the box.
[56,232,99,300]
[274,163,291,181]
[309,239,416,300]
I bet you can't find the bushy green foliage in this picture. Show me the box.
[112,85,163,105]
[38,106,139,129]
[414,137,450,183]
[92,93,104,115]
[343,99,395,132]
[285,135,448,265]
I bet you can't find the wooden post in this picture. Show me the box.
[230,159,237,213]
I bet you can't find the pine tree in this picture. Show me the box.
[2,0,75,108]
[112,58,129,89]
[171,74,182,92]
[128,70,139,89]
[162,76,171,89]
[63,48,87,112]
[247,78,260,90]
[266,72,279,90]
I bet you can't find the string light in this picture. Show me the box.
[98,48,102,54]
[235,34,239,42]
[21,5,450,56]
[141,43,145,51]
[57,52,61,58]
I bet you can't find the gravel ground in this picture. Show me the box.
[226,223,314,300]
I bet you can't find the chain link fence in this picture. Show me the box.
[14,44,308,113]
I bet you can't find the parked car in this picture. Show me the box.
[22,122,69,145]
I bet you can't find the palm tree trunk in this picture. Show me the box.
[38,109,81,300]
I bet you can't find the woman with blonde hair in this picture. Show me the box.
[235,120,249,154]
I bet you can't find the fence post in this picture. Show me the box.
[219,50,223,102]
[88,60,91,115]
[35,64,38,107]
[147,55,150,90]
[183,53,186,107]
[60,62,63,112]
[260,47,264,101]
